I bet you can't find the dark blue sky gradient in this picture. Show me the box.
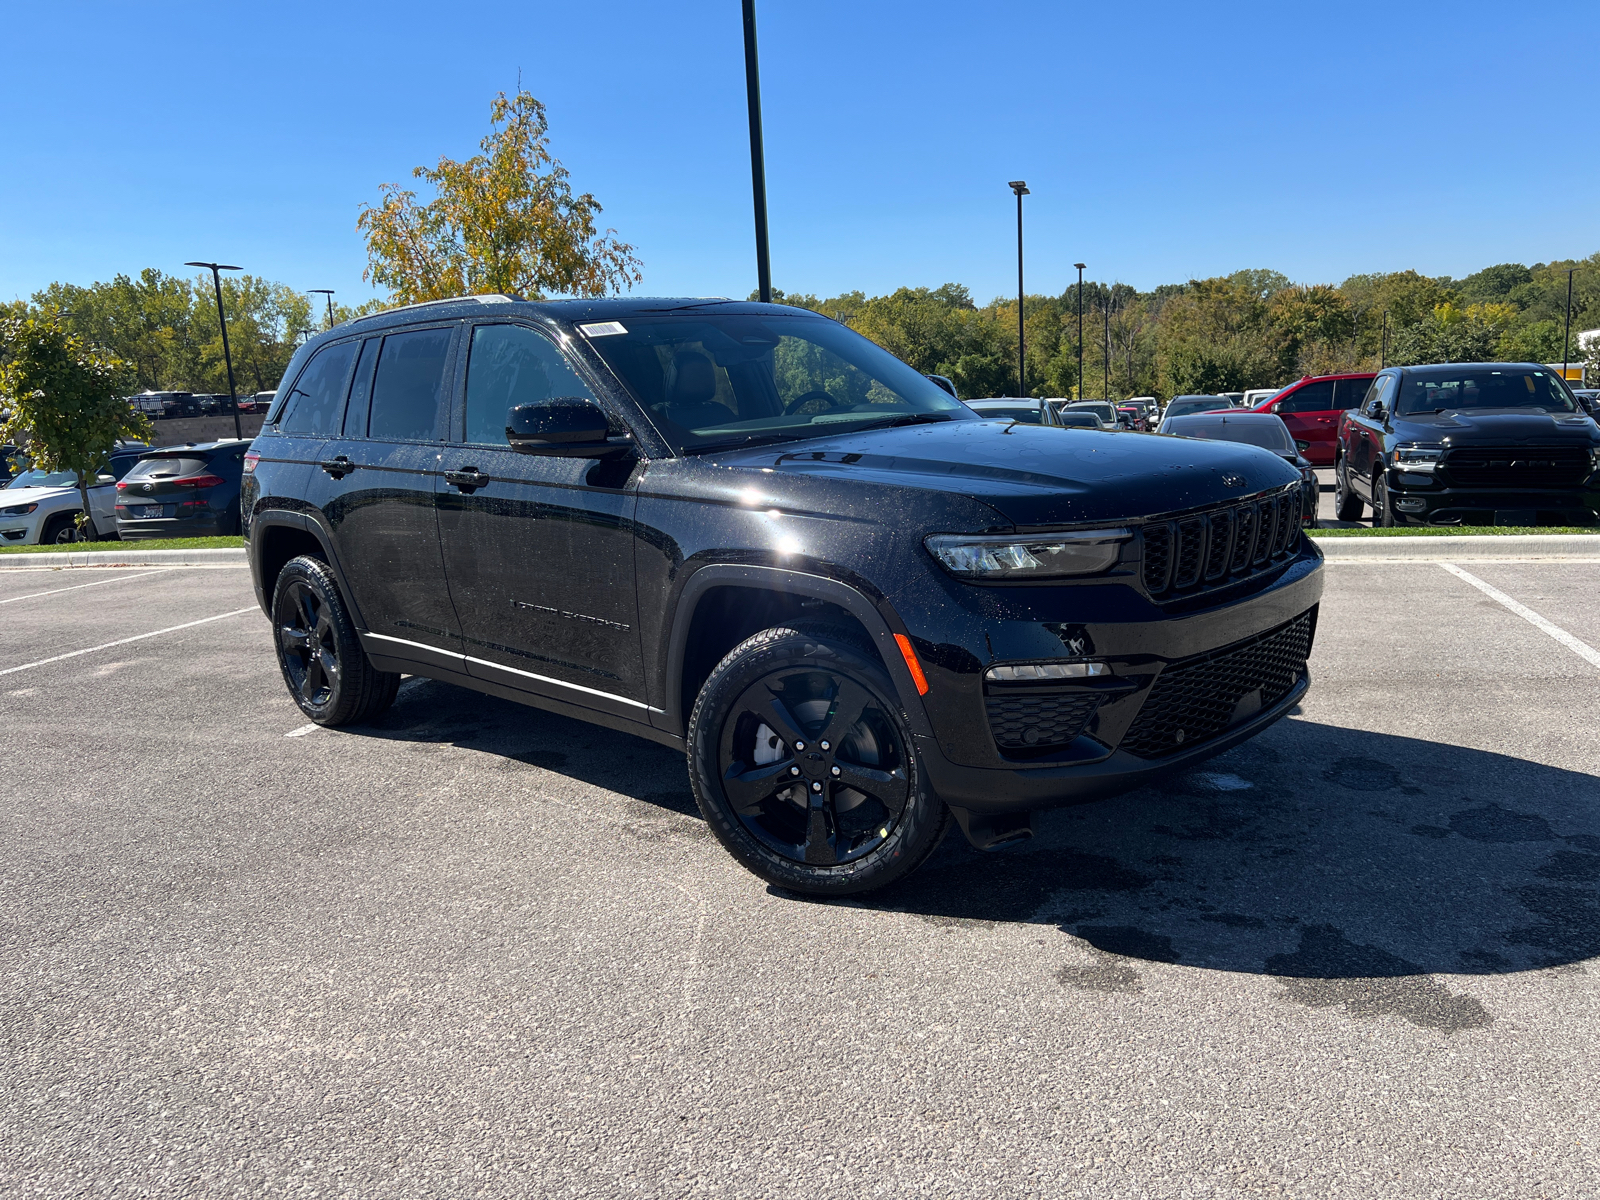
[3,1,1595,305]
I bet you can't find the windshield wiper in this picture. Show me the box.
[848,412,958,432]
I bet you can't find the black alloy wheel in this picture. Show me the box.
[1333,459,1363,521]
[271,555,401,726]
[688,623,950,895]
[1373,473,1397,527]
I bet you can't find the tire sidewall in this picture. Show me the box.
[271,556,363,724]
[688,626,945,896]
[1375,474,1396,527]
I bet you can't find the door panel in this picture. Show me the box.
[436,322,647,718]
[1273,380,1337,465]
[306,326,461,658]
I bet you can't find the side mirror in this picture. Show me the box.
[1269,402,1280,413]
[506,398,627,457]
[1369,401,1386,421]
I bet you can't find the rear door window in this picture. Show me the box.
[368,327,454,441]
[280,341,358,435]
[342,338,381,437]
[1276,380,1336,413]
[1333,378,1372,409]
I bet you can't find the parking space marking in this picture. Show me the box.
[0,607,259,678]
[284,723,318,738]
[0,570,164,605]
[1440,562,1600,670]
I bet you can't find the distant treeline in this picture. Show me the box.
[763,254,1600,400]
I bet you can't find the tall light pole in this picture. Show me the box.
[309,289,336,330]
[741,0,772,303]
[1562,267,1577,384]
[186,261,243,439]
[1074,263,1086,399]
[1008,181,1029,397]
[1103,289,1113,403]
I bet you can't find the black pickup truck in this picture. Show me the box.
[1333,363,1600,526]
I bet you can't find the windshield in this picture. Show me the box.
[585,312,969,453]
[1397,368,1579,416]
[1167,418,1294,452]
[1057,413,1101,427]
[969,405,1041,423]
[5,468,81,489]
[1164,399,1229,420]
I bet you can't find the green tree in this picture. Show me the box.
[0,312,147,540]
[359,89,642,303]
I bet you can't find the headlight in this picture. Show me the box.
[925,529,1130,580]
[1390,443,1444,471]
[0,503,38,516]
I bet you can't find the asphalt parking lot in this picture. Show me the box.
[2,558,1597,1198]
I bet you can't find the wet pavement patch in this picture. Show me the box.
[1057,952,1144,994]
[1535,852,1600,882]
[1322,757,1404,792]
[1266,924,1492,1032]
[1448,803,1555,843]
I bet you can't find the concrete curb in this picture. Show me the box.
[1312,534,1600,562]
[0,547,247,570]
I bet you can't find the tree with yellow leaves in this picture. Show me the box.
[358,90,642,304]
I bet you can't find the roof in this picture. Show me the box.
[344,294,804,334]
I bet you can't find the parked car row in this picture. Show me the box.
[126,391,278,418]
[0,439,249,545]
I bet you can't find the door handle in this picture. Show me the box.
[320,456,356,478]
[444,468,490,493]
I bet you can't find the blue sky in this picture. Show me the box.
[3,1,1595,307]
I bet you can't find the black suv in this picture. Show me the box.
[243,297,1324,894]
[1334,363,1600,526]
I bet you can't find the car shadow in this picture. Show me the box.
[352,679,1599,1002]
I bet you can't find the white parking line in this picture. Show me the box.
[0,570,164,605]
[0,608,259,678]
[284,723,318,738]
[1440,562,1600,670]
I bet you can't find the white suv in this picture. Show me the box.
[0,444,149,545]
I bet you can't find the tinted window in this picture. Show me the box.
[1276,380,1336,414]
[1396,368,1579,416]
[280,341,358,435]
[1168,418,1294,451]
[969,406,1041,423]
[369,327,454,441]
[1333,377,1373,409]
[343,338,380,436]
[122,457,210,479]
[464,324,598,446]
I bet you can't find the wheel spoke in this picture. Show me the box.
[296,589,317,634]
[318,647,339,681]
[817,679,872,749]
[835,761,909,816]
[722,759,798,814]
[802,798,837,866]
[301,654,324,701]
[748,688,809,750]
[278,624,310,653]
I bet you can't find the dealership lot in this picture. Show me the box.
[2,560,1597,1198]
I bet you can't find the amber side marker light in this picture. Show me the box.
[893,633,930,695]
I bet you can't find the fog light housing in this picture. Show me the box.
[985,661,1110,682]
[1395,498,1427,512]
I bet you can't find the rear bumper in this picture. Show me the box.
[116,515,230,540]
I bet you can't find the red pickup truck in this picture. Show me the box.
[1248,373,1375,466]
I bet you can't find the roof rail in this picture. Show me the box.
[348,293,523,326]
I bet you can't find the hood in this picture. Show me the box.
[1393,410,1600,444]
[711,419,1300,526]
[0,485,77,506]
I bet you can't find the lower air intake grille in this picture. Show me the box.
[985,688,1103,753]
[1119,611,1314,759]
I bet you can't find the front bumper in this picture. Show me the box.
[0,513,44,545]
[898,543,1324,814]
[1383,469,1600,525]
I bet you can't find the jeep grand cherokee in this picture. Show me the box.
[242,297,1324,895]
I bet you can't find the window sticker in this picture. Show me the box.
[578,321,628,338]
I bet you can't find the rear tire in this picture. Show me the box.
[1333,459,1363,521]
[271,555,401,726]
[687,623,951,896]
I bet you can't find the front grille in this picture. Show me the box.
[1139,485,1302,600]
[985,688,1102,753]
[1441,445,1591,489]
[1119,611,1314,760]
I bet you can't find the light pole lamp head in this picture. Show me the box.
[1008,180,1029,196]
[185,261,242,272]
[1074,263,1086,271]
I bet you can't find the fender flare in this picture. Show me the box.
[661,563,935,741]
[249,509,366,629]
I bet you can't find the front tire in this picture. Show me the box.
[272,556,401,725]
[1373,473,1397,527]
[1333,459,1363,521]
[687,624,950,896]
[40,513,80,545]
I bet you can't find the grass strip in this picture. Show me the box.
[1309,526,1596,537]
[0,536,245,555]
